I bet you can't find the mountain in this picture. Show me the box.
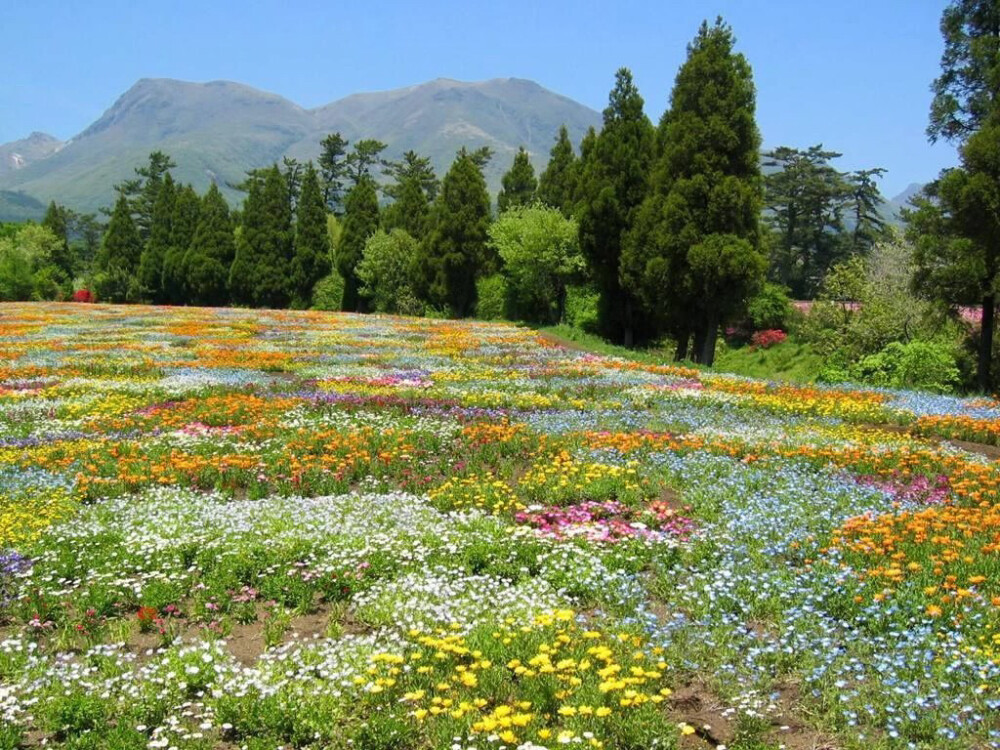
[877,182,925,225]
[0,132,63,177]
[0,77,602,215]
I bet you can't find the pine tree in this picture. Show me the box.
[138,173,176,302]
[383,151,438,239]
[134,151,177,241]
[622,18,765,366]
[291,163,332,308]
[161,185,201,305]
[184,184,235,306]
[229,165,294,309]
[576,69,655,345]
[337,176,380,311]
[497,147,538,212]
[415,150,492,317]
[536,126,578,217]
[318,132,349,213]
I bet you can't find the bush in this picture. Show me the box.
[474,274,508,320]
[825,340,961,393]
[563,284,600,333]
[750,329,787,349]
[311,272,346,312]
[356,229,423,316]
[747,282,793,330]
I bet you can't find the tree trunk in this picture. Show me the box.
[555,284,567,325]
[700,311,720,368]
[674,328,690,362]
[692,325,707,364]
[980,294,995,393]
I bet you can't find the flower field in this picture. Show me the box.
[1,303,999,750]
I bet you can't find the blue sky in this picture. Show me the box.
[1,0,953,197]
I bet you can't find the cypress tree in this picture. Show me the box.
[184,184,235,306]
[497,147,538,212]
[576,68,655,345]
[622,18,765,366]
[229,165,293,308]
[383,151,438,239]
[415,150,492,317]
[138,173,176,302]
[291,163,332,308]
[97,194,142,275]
[162,185,200,305]
[536,126,578,217]
[337,176,380,311]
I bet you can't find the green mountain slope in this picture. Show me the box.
[0,77,602,213]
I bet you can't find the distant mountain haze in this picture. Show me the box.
[0,77,602,217]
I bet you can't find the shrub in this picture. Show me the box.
[311,272,346,312]
[563,284,600,332]
[474,274,508,320]
[750,329,787,349]
[72,289,94,303]
[746,282,793,330]
[828,340,961,393]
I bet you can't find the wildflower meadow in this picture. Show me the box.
[0,302,998,750]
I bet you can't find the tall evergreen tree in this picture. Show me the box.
[497,147,538,212]
[847,168,889,254]
[97,194,142,275]
[162,185,201,304]
[382,151,438,239]
[138,173,176,302]
[134,151,177,241]
[414,150,493,317]
[184,184,235,306]
[623,19,764,365]
[576,68,655,345]
[229,165,294,308]
[41,201,75,281]
[536,125,578,217]
[337,176,380,311]
[345,140,388,187]
[318,132,349,212]
[291,163,332,308]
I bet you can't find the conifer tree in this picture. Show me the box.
[622,18,764,366]
[291,163,332,308]
[576,68,655,345]
[497,147,538,212]
[337,176,380,311]
[229,165,293,308]
[415,150,492,316]
[138,173,175,302]
[162,185,200,305]
[319,132,349,212]
[383,151,438,239]
[41,201,75,281]
[97,194,142,275]
[536,126,578,217]
[134,151,177,241]
[184,184,235,306]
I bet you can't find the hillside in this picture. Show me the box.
[0,77,602,215]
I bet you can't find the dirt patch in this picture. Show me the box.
[945,437,1000,460]
[857,422,1000,461]
[536,331,593,354]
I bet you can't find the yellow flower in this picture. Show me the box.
[595,706,612,717]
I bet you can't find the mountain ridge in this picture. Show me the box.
[0,76,602,217]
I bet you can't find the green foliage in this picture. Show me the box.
[746,282,793,330]
[562,284,600,332]
[345,139,388,187]
[0,237,35,301]
[95,194,141,301]
[713,336,825,383]
[474,274,508,320]
[576,68,655,344]
[162,185,201,305]
[356,229,423,315]
[382,151,438,239]
[828,340,961,393]
[290,163,332,308]
[536,125,578,217]
[497,147,537,212]
[489,203,583,323]
[928,0,1000,144]
[184,183,235,306]
[138,173,175,303]
[415,150,493,317]
[310,272,346,312]
[230,165,293,308]
[318,132,349,212]
[41,201,76,280]
[338,176,380,311]
[623,19,763,365]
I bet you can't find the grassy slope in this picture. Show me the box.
[537,324,824,383]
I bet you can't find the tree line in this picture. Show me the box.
[2,17,893,369]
